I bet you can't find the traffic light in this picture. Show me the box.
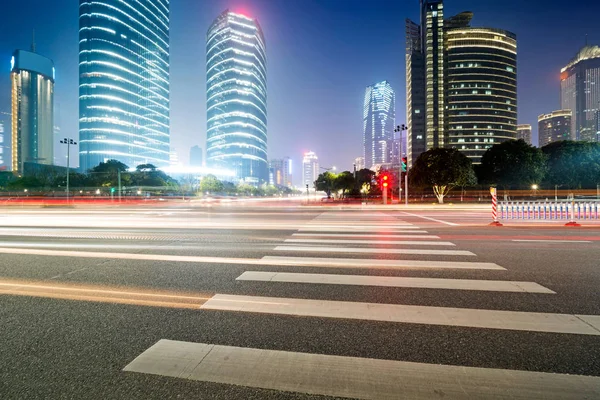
[381,174,389,188]
[401,157,407,172]
[110,188,115,194]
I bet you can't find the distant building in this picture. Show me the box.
[516,124,532,145]
[190,146,203,167]
[169,148,181,167]
[354,156,365,171]
[561,45,600,142]
[206,10,268,183]
[0,112,10,170]
[269,157,292,187]
[11,49,55,175]
[538,110,572,146]
[302,151,319,188]
[363,81,395,168]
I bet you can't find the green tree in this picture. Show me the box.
[7,176,45,190]
[314,171,336,197]
[199,174,224,194]
[478,140,547,189]
[409,148,476,204]
[131,164,173,187]
[53,173,91,188]
[542,141,600,189]
[332,171,355,198]
[355,168,375,188]
[89,159,129,187]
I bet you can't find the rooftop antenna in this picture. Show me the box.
[585,33,588,47]
[31,29,36,53]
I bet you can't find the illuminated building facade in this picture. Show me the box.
[269,157,292,188]
[78,0,170,172]
[363,81,395,168]
[11,49,55,175]
[206,10,268,184]
[0,112,11,170]
[560,45,600,142]
[516,124,532,145]
[302,151,318,188]
[405,19,425,168]
[446,28,517,163]
[538,110,572,146]
[354,156,365,171]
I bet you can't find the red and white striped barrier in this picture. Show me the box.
[489,187,503,226]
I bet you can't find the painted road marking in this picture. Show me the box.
[401,212,460,226]
[124,340,600,399]
[274,246,475,256]
[284,238,454,246]
[200,294,600,335]
[261,256,505,270]
[512,239,592,243]
[236,271,555,294]
[292,233,437,238]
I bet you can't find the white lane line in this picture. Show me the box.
[201,294,600,336]
[261,256,505,270]
[512,239,592,243]
[124,340,600,400]
[299,228,425,233]
[274,246,475,256]
[401,212,460,226]
[284,238,455,246]
[236,271,555,294]
[303,224,418,229]
[292,233,437,238]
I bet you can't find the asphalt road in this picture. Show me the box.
[1,203,600,399]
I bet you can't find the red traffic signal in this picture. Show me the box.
[380,174,389,188]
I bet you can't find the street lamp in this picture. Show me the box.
[59,138,77,202]
[531,184,539,197]
[395,124,408,205]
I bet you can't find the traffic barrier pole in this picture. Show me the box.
[489,187,503,226]
[565,197,581,227]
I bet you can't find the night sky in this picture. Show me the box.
[0,0,598,184]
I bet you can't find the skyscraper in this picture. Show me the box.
[0,112,11,170]
[363,81,395,169]
[11,49,55,175]
[206,10,268,184]
[354,156,365,171]
[516,124,532,145]
[446,27,518,163]
[406,1,517,164]
[538,110,572,146]
[560,45,600,142]
[302,151,319,188]
[78,0,171,172]
[269,157,292,188]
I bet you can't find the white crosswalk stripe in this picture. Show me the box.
[274,245,475,256]
[284,238,455,246]
[292,233,439,238]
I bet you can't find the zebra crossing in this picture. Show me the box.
[124,211,600,399]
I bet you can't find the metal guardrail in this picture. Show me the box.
[499,201,600,220]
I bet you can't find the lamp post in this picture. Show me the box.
[395,124,408,204]
[59,138,77,202]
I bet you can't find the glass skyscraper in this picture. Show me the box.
[206,10,268,184]
[11,49,55,175]
[560,45,600,142]
[363,81,395,169]
[538,110,572,146]
[446,28,518,163]
[78,0,170,172]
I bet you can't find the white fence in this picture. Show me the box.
[498,201,600,220]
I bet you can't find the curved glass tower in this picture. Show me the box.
[78,0,170,171]
[206,10,267,184]
[363,81,395,169]
[446,28,517,163]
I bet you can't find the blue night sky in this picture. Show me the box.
[0,0,599,183]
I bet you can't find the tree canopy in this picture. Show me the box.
[541,141,600,189]
[478,139,547,189]
[409,148,476,203]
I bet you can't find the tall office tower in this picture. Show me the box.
[206,10,268,184]
[560,45,600,142]
[79,0,171,172]
[422,0,445,151]
[538,110,572,146]
[11,49,55,175]
[446,27,517,163]
[302,151,319,188]
[363,81,395,169]
[354,156,365,171]
[405,19,425,168]
[516,124,532,145]
[189,145,203,167]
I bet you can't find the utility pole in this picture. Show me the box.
[395,124,408,205]
[59,138,77,203]
[118,170,122,202]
